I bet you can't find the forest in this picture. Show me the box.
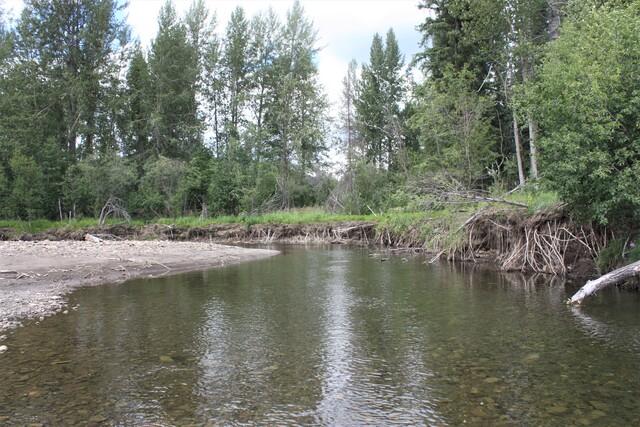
[0,0,638,233]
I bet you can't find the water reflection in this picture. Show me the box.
[570,303,640,353]
[1,248,640,425]
[316,252,355,424]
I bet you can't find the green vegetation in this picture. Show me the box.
[0,218,145,235]
[156,210,376,227]
[503,190,560,215]
[532,3,640,228]
[0,0,637,244]
[0,209,375,234]
[598,238,640,272]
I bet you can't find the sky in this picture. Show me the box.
[3,0,427,114]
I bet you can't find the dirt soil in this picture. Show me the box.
[0,240,279,333]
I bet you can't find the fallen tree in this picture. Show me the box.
[570,260,640,304]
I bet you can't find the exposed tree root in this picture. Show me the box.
[14,210,609,278]
[459,209,609,276]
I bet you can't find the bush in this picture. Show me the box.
[532,4,640,228]
[598,237,640,272]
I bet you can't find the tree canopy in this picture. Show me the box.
[0,0,637,231]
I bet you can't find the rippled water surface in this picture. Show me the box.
[1,246,640,425]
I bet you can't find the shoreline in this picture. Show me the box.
[0,240,279,334]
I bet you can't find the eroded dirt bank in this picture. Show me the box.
[2,221,379,245]
[0,210,607,335]
[0,240,278,333]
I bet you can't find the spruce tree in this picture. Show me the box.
[356,29,405,171]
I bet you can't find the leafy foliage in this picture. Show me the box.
[531,3,640,227]
[0,0,636,237]
[9,153,45,222]
[409,67,497,187]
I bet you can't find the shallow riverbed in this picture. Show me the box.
[0,246,639,425]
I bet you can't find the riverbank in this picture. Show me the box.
[1,207,606,279]
[0,240,279,333]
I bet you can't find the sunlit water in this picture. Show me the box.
[1,246,640,426]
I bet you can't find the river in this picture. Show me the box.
[0,246,639,425]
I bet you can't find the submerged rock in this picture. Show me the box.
[589,401,609,411]
[89,414,107,422]
[160,355,174,363]
[547,405,568,414]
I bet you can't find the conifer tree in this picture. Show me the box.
[148,1,200,159]
[356,29,405,171]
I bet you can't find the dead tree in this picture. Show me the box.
[570,260,640,304]
[99,196,131,226]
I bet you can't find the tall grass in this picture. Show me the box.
[0,218,145,235]
[503,190,560,214]
[0,210,376,235]
[157,209,376,227]
[0,192,561,239]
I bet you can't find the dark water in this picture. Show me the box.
[1,247,640,426]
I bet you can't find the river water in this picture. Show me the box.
[1,246,639,426]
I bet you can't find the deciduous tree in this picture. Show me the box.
[532,3,640,227]
[148,1,200,159]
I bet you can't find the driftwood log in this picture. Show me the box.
[570,260,640,304]
[85,233,104,243]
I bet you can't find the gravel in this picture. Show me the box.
[0,240,278,333]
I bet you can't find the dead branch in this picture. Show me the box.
[85,233,104,243]
[570,260,640,305]
[99,196,131,226]
[408,178,528,209]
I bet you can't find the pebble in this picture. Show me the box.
[471,407,488,417]
[0,240,241,335]
[589,401,609,411]
[547,405,568,414]
[0,345,7,353]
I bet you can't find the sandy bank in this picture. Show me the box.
[0,240,279,333]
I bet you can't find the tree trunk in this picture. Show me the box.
[513,110,526,187]
[522,59,539,180]
[528,115,539,179]
[570,260,640,305]
[548,1,562,42]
